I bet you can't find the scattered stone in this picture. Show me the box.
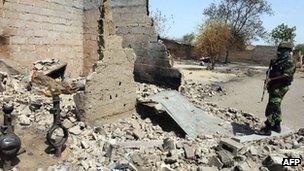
[103,141,114,158]
[160,164,174,171]
[128,162,139,171]
[183,144,196,160]
[216,150,234,167]
[298,128,304,136]
[81,140,90,149]
[292,141,300,149]
[80,160,90,170]
[69,125,82,135]
[132,130,144,140]
[62,119,74,129]
[131,153,144,166]
[259,167,269,171]
[250,146,259,156]
[29,99,43,111]
[233,162,251,171]
[163,138,176,151]
[18,114,31,126]
[219,138,244,155]
[208,156,224,169]
[197,166,219,171]
[262,155,285,171]
[117,140,163,149]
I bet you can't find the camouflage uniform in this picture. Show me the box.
[265,48,296,127]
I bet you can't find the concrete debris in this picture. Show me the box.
[298,128,304,136]
[163,138,176,151]
[160,164,174,171]
[183,144,196,160]
[219,138,244,155]
[18,114,31,126]
[197,166,219,171]
[69,125,82,135]
[33,59,61,72]
[209,156,224,169]
[0,62,303,171]
[216,150,234,167]
[262,155,286,171]
[117,140,163,149]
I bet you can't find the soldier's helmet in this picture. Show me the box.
[278,41,293,50]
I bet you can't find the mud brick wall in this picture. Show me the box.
[161,38,200,61]
[110,0,181,89]
[85,0,136,124]
[85,36,137,123]
[251,46,276,65]
[225,46,276,65]
[83,0,102,75]
[227,50,253,63]
[0,0,84,76]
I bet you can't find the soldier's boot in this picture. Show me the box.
[258,121,272,136]
[271,121,281,133]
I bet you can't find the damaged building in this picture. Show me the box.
[0,0,181,121]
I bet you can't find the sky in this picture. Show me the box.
[150,0,304,45]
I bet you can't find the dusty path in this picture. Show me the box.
[176,63,304,130]
[207,72,304,130]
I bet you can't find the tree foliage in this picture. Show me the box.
[151,9,174,37]
[182,33,195,44]
[203,0,272,62]
[271,23,296,45]
[195,21,231,70]
[295,44,304,55]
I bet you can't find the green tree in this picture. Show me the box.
[195,21,231,70]
[182,33,195,44]
[203,0,273,63]
[271,23,296,45]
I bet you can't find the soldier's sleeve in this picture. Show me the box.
[282,59,296,78]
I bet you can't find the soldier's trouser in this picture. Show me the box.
[265,86,289,126]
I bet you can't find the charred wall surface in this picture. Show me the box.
[83,0,102,75]
[110,0,181,89]
[84,0,137,123]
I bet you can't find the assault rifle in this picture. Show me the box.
[261,66,272,102]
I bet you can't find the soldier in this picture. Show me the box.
[259,42,296,135]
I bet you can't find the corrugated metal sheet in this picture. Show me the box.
[148,91,233,138]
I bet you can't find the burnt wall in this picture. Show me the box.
[83,0,102,75]
[84,0,137,123]
[110,0,181,89]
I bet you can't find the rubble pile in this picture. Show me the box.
[0,63,303,170]
[180,80,226,100]
[222,67,262,77]
[33,59,62,72]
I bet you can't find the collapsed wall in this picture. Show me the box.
[0,0,84,77]
[84,0,137,123]
[110,0,182,89]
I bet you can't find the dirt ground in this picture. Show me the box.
[176,63,304,131]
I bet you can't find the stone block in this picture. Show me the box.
[219,138,244,156]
